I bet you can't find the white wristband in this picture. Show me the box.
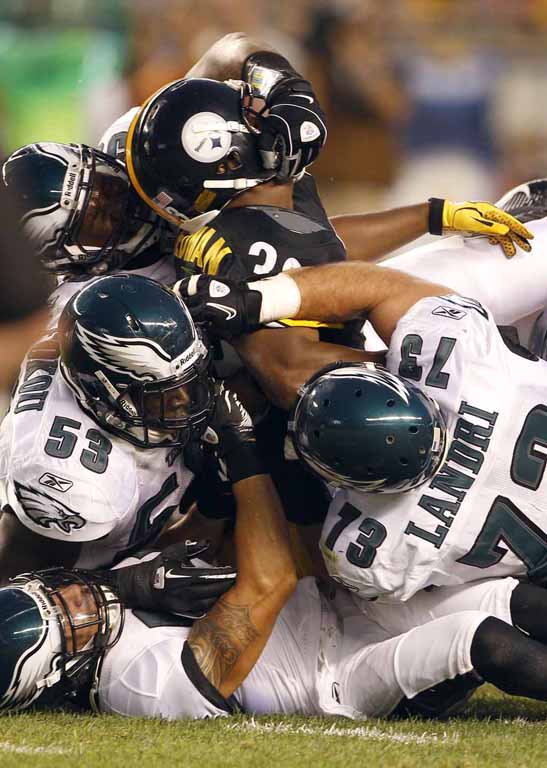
[248,273,302,324]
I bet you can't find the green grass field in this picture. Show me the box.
[2,687,547,768]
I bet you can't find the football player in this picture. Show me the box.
[362,177,547,354]
[171,32,535,260]
[0,274,237,619]
[125,76,534,409]
[9,538,547,717]
[179,260,547,603]
[4,34,532,333]
[2,142,173,328]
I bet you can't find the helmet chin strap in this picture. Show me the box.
[178,209,220,233]
[204,177,267,190]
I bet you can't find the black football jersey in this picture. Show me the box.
[173,185,353,528]
[175,203,345,282]
[293,172,334,232]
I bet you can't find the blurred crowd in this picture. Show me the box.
[3,0,547,213]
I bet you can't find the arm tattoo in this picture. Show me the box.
[188,598,260,689]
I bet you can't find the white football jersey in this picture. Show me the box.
[0,354,192,569]
[98,575,515,720]
[384,217,547,329]
[363,217,547,352]
[320,294,547,601]
[97,107,139,161]
[98,577,324,719]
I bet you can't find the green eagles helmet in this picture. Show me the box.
[0,569,122,712]
[2,142,161,273]
[290,362,448,493]
[125,78,275,229]
[58,273,214,449]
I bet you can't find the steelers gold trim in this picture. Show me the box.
[125,79,185,228]
[277,318,342,329]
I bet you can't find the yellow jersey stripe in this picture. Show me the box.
[277,318,343,329]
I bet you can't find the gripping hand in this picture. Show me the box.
[173,274,262,339]
[110,541,236,619]
[202,381,265,484]
[428,198,533,258]
[256,78,327,180]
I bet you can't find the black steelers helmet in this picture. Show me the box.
[125,78,275,229]
[290,362,448,493]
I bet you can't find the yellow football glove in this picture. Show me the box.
[428,198,534,258]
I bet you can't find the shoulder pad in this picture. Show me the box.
[7,475,119,542]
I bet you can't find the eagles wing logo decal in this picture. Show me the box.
[14,481,86,535]
[75,322,174,381]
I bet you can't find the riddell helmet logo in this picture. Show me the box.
[65,171,77,193]
[62,166,80,205]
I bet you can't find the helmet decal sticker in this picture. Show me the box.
[75,321,204,382]
[60,161,81,209]
[181,112,232,163]
[0,613,49,710]
[76,321,173,381]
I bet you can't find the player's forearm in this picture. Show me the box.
[188,473,296,697]
[275,262,451,343]
[234,329,381,411]
[184,33,279,80]
[230,474,296,600]
[331,204,430,263]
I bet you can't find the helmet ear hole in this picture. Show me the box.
[409,426,419,434]
[227,150,243,171]
[400,457,409,466]
[323,399,331,408]
[386,399,395,407]
[355,389,362,398]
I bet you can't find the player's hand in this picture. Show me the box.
[111,541,236,619]
[256,78,327,181]
[202,381,265,484]
[173,274,262,339]
[428,198,534,258]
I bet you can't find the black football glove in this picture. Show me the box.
[257,82,327,180]
[243,51,327,181]
[202,381,266,484]
[105,541,236,619]
[174,274,263,339]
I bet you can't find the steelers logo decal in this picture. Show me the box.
[181,112,231,163]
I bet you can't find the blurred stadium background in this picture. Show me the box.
[3,0,547,222]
